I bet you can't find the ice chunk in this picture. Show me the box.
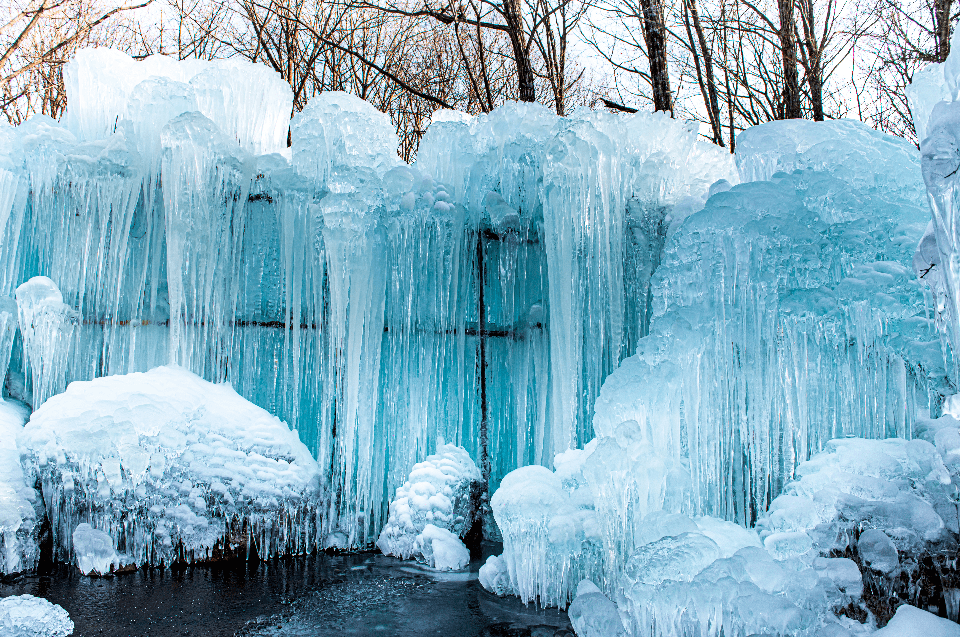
[412,524,469,570]
[0,595,73,637]
[72,523,123,576]
[0,400,40,575]
[15,277,78,407]
[876,604,960,637]
[19,366,323,567]
[479,554,512,596]
[377,444,481,560]
[858,529,900,574]
[291,91,400,185]
[567,579,626,637]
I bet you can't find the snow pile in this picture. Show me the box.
[377,444,481,562]
[0,400,40,575]
[72,523,126,576]
[19,366,323,567]
[412,524,470,571]
[876,604,960,637]
[0,595,73,637]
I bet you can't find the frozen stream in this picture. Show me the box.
[0,548,571,637]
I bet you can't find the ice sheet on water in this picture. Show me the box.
[377,444,481,561]
[19,366,323,567]
[0,595,73,637]
[0,400,39,576]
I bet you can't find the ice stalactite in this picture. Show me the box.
[161,111,249,381]
[15,277,78,407]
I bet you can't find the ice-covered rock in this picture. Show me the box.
[0,400,40,575]
[0,595,73,637]
[19,366,323,567]
[412,524,470,571]
[377,444,481,560]
[858,529,900,574]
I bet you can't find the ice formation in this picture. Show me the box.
[0,595,74,637]
[876,604,960,637]
[377,444,481,561]
[412,524,470,570]
[72,523,125,576]
[0,399,39,575]
[18,366,323,567]
[0,47,743,554]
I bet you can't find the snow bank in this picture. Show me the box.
[0,400,40,575]
[0,595,73,637]
[19,365,323,567]
[377,444,481,564]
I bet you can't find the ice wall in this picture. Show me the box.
[588,120,938,587]
[0,48,734,553]
[908,31,960,380]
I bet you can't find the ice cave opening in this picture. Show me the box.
[2,36,960,637]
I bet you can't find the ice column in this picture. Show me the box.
[161,111,249,380]
[542,120,624,455]
[15,277,78,407]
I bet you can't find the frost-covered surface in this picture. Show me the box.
[0,400,39,575]
[19,366,323,567]
[0,595,73,637]
[377,444,480,561]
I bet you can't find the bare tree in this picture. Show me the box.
[1,0,151,122]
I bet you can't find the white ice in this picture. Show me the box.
[19,366,323,567]
[0,595,73,637]
[377,444,480,561]
[72,523,123,576]
[0,399,39,575]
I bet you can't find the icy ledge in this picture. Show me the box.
[0,595,73,637]
[19,366,324,568]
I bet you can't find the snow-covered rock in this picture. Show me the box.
[19,365,324,567]
[377,444,481,561]
[0,595,73,637]
[0,400,40,575]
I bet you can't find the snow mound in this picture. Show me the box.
[377,444,481,561]
[0,400,40,575]
[876,604,960,637]
[20,365,324,567]
[413,524,469,571]
[0,595,73,637]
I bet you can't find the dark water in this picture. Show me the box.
[0,549,571,637]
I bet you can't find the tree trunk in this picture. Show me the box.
[935,0,954,62]
[777,0,801,119]
[685,0,723,143]
[502,0,537,102]
[640,0,673,114]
